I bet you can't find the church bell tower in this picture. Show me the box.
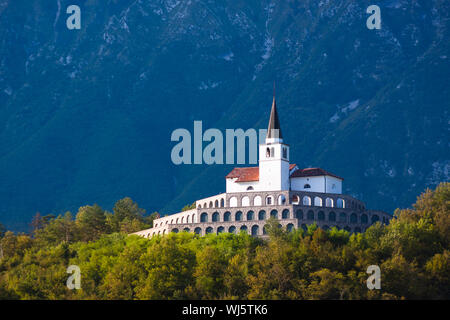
[259,95,290,191]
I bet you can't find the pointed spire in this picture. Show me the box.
[266,89,283,141]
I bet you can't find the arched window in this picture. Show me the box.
[235,211,243,221]
[304,184,311,189]
[292,195,300,205]
[228,226,236,234]
[271,147,275,157]
[194,227,202,235]
[314,197,323,207]
[242,196,250,207]
[318,211,325,221]
[339,212,347,223]
[266,147,270,158]
[282,147,287,159]
[307,210,314,220]
[258,210,266,220]
[247,210,254,221]
[336,198,345,208]
[287,223,294,232]
[230,197,238,207]
[224,211,231,222]
[325,198,334,207]
[278,194,286,205]
[329,212,336,222]
[263,225,268,235]
[251,225,259,236]
[247,186,254,191]
[282,209,289,219]
[200,212,208,222]
[217,226,225,234]
[192,214,196,223]
[214,200,219,208]
[181,217,185,223]
[350,213,357,223]
[212,212,219,222]
[172,228,179,233]
[266,196,273,205]
[220,198,224,207]
[206,227,213,234]
[270,209,278,219]
[296,209,303,220]
[361,214,368,224]
[183,227,190,232]
[198,204,202,209]
[209,201,213,208]
[240,225,248,234]
[302,196,311,206]
[254,196,262,206]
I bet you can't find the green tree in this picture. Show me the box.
[110,197,147,232]
[76,204,108,241]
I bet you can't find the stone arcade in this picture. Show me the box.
[134,96,391,238]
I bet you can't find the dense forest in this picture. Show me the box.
[0,183,448,300]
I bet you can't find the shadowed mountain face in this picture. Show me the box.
[0,0,448,230]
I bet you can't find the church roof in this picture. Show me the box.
[226,164,298,182]
[226,167,259,182]
[290,167,343,180]
[266,96,283,140]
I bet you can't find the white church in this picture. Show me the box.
[134,97,390,238]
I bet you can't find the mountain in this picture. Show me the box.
[0,0,448,231]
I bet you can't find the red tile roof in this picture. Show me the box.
[226,167,259,182]
[226,164,298,183]
[226,166,342,183]
[290,167,343,180]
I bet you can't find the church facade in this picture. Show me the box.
[134,97,391,238]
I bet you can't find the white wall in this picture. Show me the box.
[226,179,259,193]
[258,143,290,191]
[325,176,342,194]
[196,193,226,209]
[290,175,342,194]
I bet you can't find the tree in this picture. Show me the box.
[35,212,77,245]
[0,222,5,239]
[76,204,107,241]
[182,202,196,211]
[110,197,146,232]
[136,235,196,299]
[194,246,227,299]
